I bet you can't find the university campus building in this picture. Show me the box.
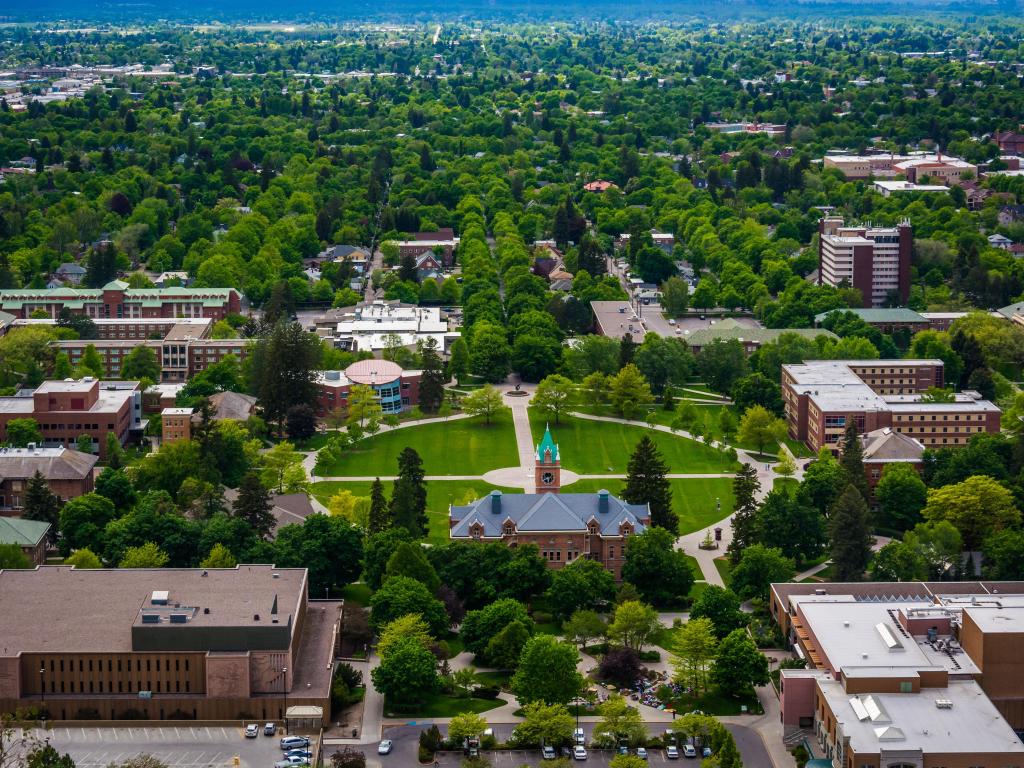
[0,565,339,726]
[314,359,422,417]
[0,446,97,513]
[781,359,1000,454]
[817,217,912,308]
[0,281,241,320]
[448,427,649,581]
[771,581,1024,768]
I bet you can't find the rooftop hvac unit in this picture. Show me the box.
[935,699,954,709]
[141,613,160,624]
[169,613,189,624]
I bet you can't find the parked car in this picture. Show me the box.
[285,751,312,760]
[636,747,648,759]
[244,724,259,739]
[682,744,697,758]
[573,728,585,745]
[666,745,679,759]
[274,758,307,767]
[702,747,712,757]
[280,737,310,751]
[573,745,588,760]
[264,723,277,736]
[542,746,557,760]
[377,740,393,755]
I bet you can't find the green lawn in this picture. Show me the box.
[567,477,734,536]
[783,438,813,458]
[383,693,504,717]
[714,557,733,587]
[532,412,738,475]
[688,581,710,602]
[311,479,521,544]
[773,477,799,494]
[474,670,513,689]
[315,412,518,476]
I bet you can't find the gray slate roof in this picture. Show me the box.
[450,490,648,538]
[0,447,98,480]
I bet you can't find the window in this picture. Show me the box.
[899,681,912,693]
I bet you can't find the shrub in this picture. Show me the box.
[532,610,553,625]
[418,746,433,763]
[475,685,501,700]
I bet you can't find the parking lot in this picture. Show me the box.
[25,726,286,768]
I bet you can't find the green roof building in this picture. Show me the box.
[0,517,50,566]
[683,319,836,354]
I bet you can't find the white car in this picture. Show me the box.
[377,740,393,755]
[279,737,309,751]
[666,745,679,759]
[542,746,557,759]
[574,728,585,745]
[244,724,259,739]
[683,744,697,758]
[274,759,307,768]
[573,745,588,760]
[636,747,648,760]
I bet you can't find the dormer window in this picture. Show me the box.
[503,522,515,535]
[470,522,484,539]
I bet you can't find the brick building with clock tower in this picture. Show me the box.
[448,425,650,580]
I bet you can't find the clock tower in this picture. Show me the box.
[534,424,561,494]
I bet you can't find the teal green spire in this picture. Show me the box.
[536,423,559,463]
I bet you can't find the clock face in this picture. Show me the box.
[541,472,555,485]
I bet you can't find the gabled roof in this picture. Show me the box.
[814,307,927,325]
[55,263,86,275]
[860,427,925,463]
[0,516,50,547]
[450,490,648,539]
[102,279,129,291]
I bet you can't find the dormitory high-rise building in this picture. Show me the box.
[817,217,912,308]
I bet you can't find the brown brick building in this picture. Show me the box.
[0,281,241,320]
[448,427,649,581]
[782,359,1000,454]
[315,360,422,417]
[0,565,340,725]
[0,446,97,512]
[0,378,142,458]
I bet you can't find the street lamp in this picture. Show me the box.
[39,667,45,719]
[281,667,288,735]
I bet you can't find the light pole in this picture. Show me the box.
[39,666,45,719]
[281,667,288,735]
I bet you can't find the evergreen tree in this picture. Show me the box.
[577,234,606,277]
[839,423,868,500]
[418,337,445,413]
[368,478,391,533]
[619,333,636,369]
[727,464,761,564]
[250,321,321,433]
[448,338,470,384]
[232,471,276,539]
[951,330,986,389]
[22,470,61,545]
[622,436,677,531]
[390,448,427,536]
[829,486,872,581]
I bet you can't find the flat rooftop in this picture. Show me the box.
[0,565,307,654]
[818,677,1024,756]
[591,300,647,341]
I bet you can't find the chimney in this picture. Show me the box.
[598,489,609,514]
[490,490,502,514]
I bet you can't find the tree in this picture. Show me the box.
[839,423,868,499]
[368,478,391,533]
[233,472,275,539]
[514,702,575,748]
[875,463,927,531]
[79,344,104,378]
[200,543,237,568]
[754,489,825,565]
[661,276,690,317]
[371,634,438,705]
[634,336,695,395]
[369,575,449,636]
[546,557,616,619]
[712,628,768,697]
[21,471,60,544]
[921,475,1020,550]
[689,585,745,637]
[448,713,488,746]
[329,748,366,768]
[718,407,738,445]
[609,756,647,768]
[449,337,470,384]
[620,527,693,605]
[511,635,584,705]
[469,322,512,382]
[829,486,872,581]
[390,447,428,536]
[260,441,305,493]
[363,528,413,590]
[250,321,321,433]
[385,541,440,592]
[593,695,647,747]
[796,449,848,516]
[461,598,533,657]
[378,614,433,658]
[737,405,786,458]
[286,404,316,442]
[484,620,532,669]
[609,364,653,419]
[982,529,1024,580]
[774,453,797,478]
[698,339,749,395]
[58,492,116,556]
[730,544,794,601]
[64,547,102,568]
[731,373,783,415]
[120,345,160,383]
[418,337,446,414]
[532,375,575,425]
[598,647,642,688]
[6,418,41,447]
[119,541,170,568]
[671,618,718,695]
[607,600,660,653]
[460,385,508,425]
[691,279,717,312]
[727,464,760,564]
[621,436,676,531]
[0,543,30,569]
[563,610,607,649]
[580,371,610,407]
[347,384,382,428]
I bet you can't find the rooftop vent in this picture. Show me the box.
[151,590,169,605]
[935,699,954,709]
[169,613,189,624]
[490,490,502,514]
[876,622,903,650]
[253,614,260,621]
[141,612,160,624]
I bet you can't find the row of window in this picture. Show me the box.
[45,657,191,673]
[45,678,191,694]
[40,423,110,431]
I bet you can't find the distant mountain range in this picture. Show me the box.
[2,0,1021,23]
